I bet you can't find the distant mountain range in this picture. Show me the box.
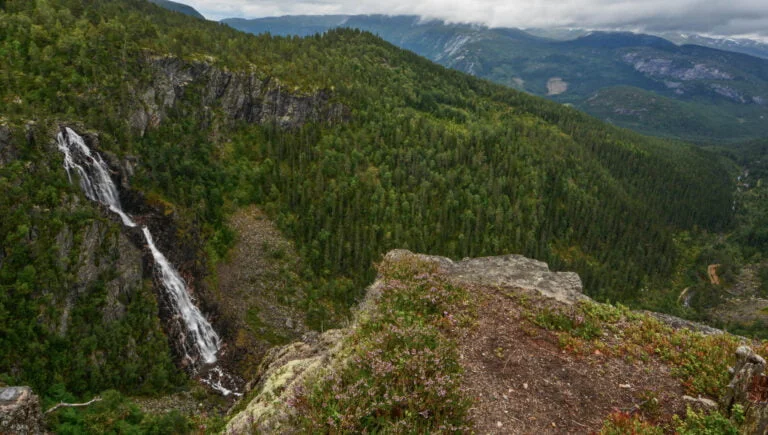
[659,33,768,60]
[223,15,768,142]
[524,28,768,60]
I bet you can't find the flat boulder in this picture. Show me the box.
[385,249,586,304]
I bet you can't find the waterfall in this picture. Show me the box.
[57,130,136,228]
[56,127,221,365]
[142,228,220,363]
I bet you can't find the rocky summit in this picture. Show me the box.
[223,249,765,433]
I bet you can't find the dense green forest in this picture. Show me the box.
[664,139,768,336]
[0,0,738,427]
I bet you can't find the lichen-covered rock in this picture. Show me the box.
[0,386,45,434]
[721,346,768,434]
[682,394,718,411]
[384,249,586,304]
[225,329,346,434]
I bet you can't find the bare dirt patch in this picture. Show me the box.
[708,264,721,285]
[456,286,687,434]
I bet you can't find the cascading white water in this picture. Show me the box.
[141,228,220,363]
[56,127,220,365]
[57,129,136,228]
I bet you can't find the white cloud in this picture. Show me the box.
[183,0,768,38]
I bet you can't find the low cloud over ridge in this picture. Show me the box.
[185,0,768,40]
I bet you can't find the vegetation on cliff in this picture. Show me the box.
[228,250,762,433]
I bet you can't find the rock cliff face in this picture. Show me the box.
[55,220,144,332]
[129,57,349,136]
[50,129,146,333]
[622,53,734,81]
[0,386,44,434]
[26,57,347,378]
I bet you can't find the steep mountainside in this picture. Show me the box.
[0,0,738,430]
[224,15,768,142]
[147,0,204,19]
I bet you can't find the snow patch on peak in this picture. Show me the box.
[436,34,473,61]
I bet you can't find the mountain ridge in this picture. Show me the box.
[223,14,768,142]
[147,0,204,19]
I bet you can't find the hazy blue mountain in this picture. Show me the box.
[526,28,768,60]
[660,32,768,60]
[148,0,205,19]
[223,15,768,142]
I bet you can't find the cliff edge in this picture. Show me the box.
[225,249,765,433]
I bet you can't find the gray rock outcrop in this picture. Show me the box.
[384,249,586,304]
[622,53,734,81]
[643,311,725,336]
[55,220,144,332]
[130,57,349,135]
[0,386,45,434]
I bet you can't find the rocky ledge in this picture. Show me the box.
[390,250,587,305]
[0,386,44,434]
[225,249,762,433]
[224,249,587,432]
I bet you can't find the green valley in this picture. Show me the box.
[0,0,763,432]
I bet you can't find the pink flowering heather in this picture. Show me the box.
[288,257,473,432]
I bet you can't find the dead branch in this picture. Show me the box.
[44,396,102,414]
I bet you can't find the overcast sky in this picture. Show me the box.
[184,0,768,40]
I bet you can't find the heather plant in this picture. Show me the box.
[619,318,740,397]
[533,306,603,340]
[673,406,743,435]
[599,404,745,434]
[599,411,663,435]
[289,258,474,432]
[529,299,745,397]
